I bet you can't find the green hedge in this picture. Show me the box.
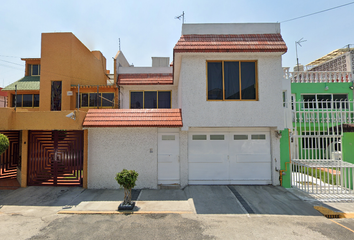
[0,134,9,155]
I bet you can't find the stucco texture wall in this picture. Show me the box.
[40,33,107,111]
[87,128,158,189]
[179,53,284,129]
[120,85,178,109]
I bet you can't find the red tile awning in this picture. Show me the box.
[118,73,173,85]
[174,34,287,53]
[83,109,183,128]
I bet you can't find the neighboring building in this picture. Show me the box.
[283,47,354,160]
[281,47,354,194]
[0,32,119,187]
[84,23,288,189]
[0,88,7,107]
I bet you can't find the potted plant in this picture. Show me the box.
[115,169,139,210]
[0,133,9,156]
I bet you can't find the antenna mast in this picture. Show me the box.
[295,38,306,71]
[175,11,185,24]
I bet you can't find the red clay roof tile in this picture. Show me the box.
[83,109,183,128]
[118,73,173,85]
[174,34,287,53]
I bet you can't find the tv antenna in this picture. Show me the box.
[295,38,306,71]
[175,11,185,23]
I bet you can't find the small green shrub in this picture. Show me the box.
[115,169,139,189]
[115,169,139,205]
[0,134,9,155]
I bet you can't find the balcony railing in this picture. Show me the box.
[283,68,353,83]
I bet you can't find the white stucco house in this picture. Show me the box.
[83,23,288,189]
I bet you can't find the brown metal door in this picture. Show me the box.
[28,130,83,186]
[0,131,20,179]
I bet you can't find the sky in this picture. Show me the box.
[1,0,354,88]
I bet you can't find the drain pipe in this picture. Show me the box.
[279,128,292,186]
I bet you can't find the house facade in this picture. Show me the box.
[0,33,117,187]
[84,23,288,189]
[0,88,8,107]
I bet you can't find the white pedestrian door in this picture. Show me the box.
[158,133,180,185]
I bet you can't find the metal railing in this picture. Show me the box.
[283,69,353,83]
[284,100,354,198]
[292,160,354,196]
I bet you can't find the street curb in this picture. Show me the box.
[57,210,194,215]
[314,206,354,219]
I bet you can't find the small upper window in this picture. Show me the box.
[30,64,40,76]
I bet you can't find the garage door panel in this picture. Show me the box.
[189,154,227,163]
[188,130,272,185]
[189,163,229,180]
[232,154,271,163]
[229,163,271,180]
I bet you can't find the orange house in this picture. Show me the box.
[0,32,120,188]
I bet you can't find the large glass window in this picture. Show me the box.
[130,91,171,109]
[76,93,115,108]
[207,61,257,101]
[12,94,39,108]
[302,94,348,109]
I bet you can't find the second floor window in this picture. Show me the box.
[77,93,115,108]
[12,94,39,108]
[207,61,257,101]
[130,91,171,109]
[30,64,40,76]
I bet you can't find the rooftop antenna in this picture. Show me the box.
[175,11,185,24]
[119,38,121,51]
[295,38,306,71]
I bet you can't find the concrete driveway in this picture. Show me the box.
[0,185,321,216]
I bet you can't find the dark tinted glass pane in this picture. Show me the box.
[303,95,315,108]
[51,81,62,111]
[131,92,143,109]
[207,62,223,100]
[33,94,39,107]
[333,94,347,101]
[224,61,240,99]
[102,93,114,107]
[144,91,157,108]
[23,94,33,107]
[241,62,256,99]
[81,93,88,107]
[89,93,98,107]
[158,91,171,108]
[333,94,348,109]
[317,94,331,109]
[12,94,22,107]
[32,65,39,75]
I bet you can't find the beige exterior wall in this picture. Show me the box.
[39,32,108,112]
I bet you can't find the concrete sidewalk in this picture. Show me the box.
[1,185,353,217]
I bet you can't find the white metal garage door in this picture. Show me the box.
[188,129,271,185]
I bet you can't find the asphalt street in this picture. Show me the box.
[1,185,354,239]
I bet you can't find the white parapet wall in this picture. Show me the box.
[182,23,281,35]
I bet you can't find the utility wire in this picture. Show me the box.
[0,54,20,58]
[0,59,23,66]
[281,1,354,23]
